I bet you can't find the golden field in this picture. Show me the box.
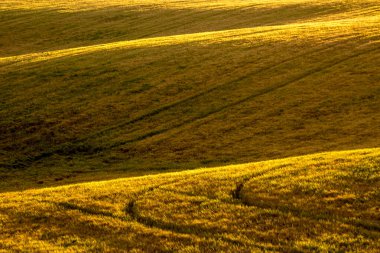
[0,0,379,251]
[1,148,379,252]
[1,0,379,191]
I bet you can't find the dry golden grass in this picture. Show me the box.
[1,148,379,252]
[1,0,379,56]
[1,0,380,190]
[0,1,379,250]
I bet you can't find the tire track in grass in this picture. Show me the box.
[231,163,380,233]
[109,42,380,148]
[48,180,269,250]
[51,180,180,220]
[54,32,362,142]
[124,179,269,250]
[124,164,376,251]
[4,34,368,168]
[1,39,271,168]
[6,34,355,168]
[27,199,199,251]
[1,39,267,168]
[231,165,291,200]
[67,27,287,139]
[103,34,356,139]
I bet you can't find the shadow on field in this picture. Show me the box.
[0,1,356,56]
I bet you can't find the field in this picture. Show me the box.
[1,0,380,251]
[1,148,379,252]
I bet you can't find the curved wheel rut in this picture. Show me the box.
[124,179,266,248]
[108,36,370,147]
[7,37,380,172]
[231,165,380,233]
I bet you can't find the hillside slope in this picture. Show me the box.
[2,0,379,56]
[1,148,379,252]
[1,0,380,190]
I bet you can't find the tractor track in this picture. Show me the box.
[5,34,379,169]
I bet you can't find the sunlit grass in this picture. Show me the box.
[1,15,379,67]
[1,0,379,56]
[1,0,379,251]
[1,0,380,191]
[2,0,380,12]
[1,148,379,251]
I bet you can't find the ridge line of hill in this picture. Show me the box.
[2,147,378,194]
[1,15,378,67]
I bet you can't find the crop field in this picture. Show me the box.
[0,0,379,251]
[1,148,379,252]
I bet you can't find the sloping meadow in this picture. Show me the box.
[1,148,379,251]
[1,1,380,251]
[1,3,380,190]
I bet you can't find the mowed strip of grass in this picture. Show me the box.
[1,10,380,191]
[0,148,379,252]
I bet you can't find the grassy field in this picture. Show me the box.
[0,0,380,251]
[1,148,379,252]
[2,0,378,56]
[1,0,379,191]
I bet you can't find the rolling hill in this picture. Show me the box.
[1,0,379,191]
[1,0,380,251]
[1,148,379,252]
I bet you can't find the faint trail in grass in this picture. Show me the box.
[232,164,292,200]
[231,164,380,233]
[110,43,380,148]
[83,33,357,141]
[5,35,377,169]
[56,202,117,218]
[111,33,355,129]
[0,34,355,168]
[124,180,267,250]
